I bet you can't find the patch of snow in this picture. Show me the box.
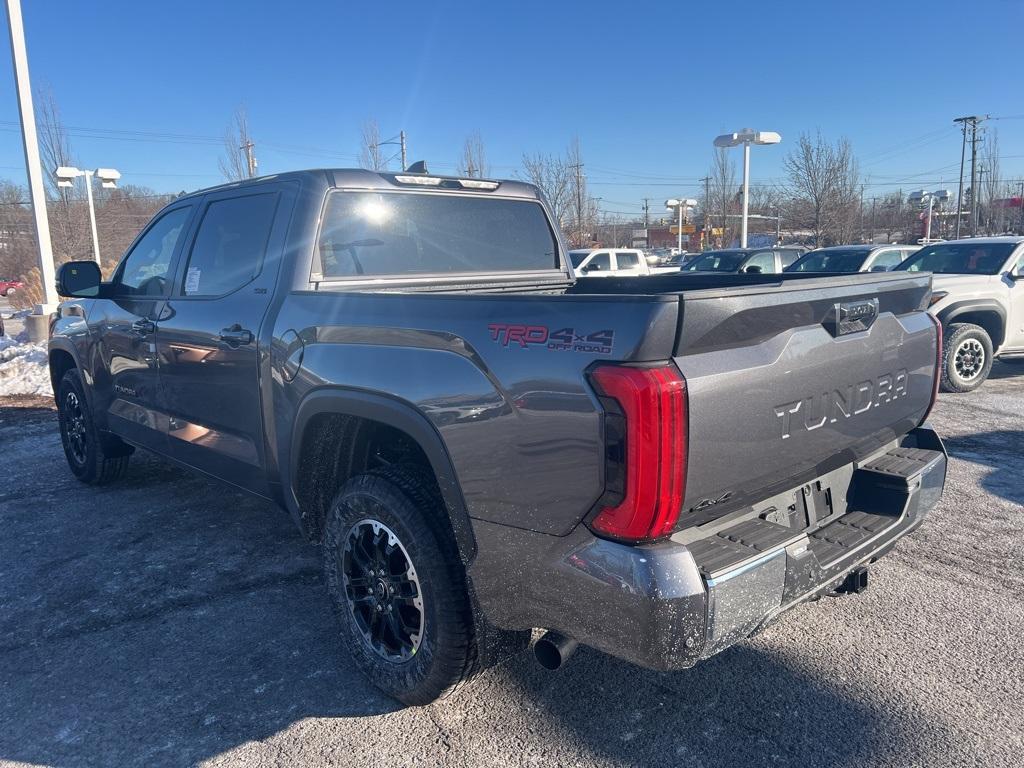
[0,335,52,396]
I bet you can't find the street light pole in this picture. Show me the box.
[677,204,683,252]
[714,129,781,249]
[55,166,120,267]
[83,170,101,264]
[740,141,751,248]
[5,0,58,313]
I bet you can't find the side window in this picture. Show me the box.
[616,251,640,268]
[115,206,192,295]
[744,251,777,273]
[779,249,801,269]
[181,194,279,297]
[871,250,903,271]
[582,252,611,272]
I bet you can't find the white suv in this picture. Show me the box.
[896,237,1024,391]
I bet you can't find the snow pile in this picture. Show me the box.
[0,335,52,397]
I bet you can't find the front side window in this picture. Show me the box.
[182,194,278,297]
[683,251,747,272]
[581,252,611,272]
[116,206,192,295]
[897,242,1016,275]
[787,249,870,273]
[317,191,559,279]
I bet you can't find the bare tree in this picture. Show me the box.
[520,152,571,229]
[359,119,386,171]
[35,87,75,204]
[34,89,92,263]
[784,131,860,246]
[457,132,489,178]
[981,129,1004,233]
[219,107,256,181]
[704,147,736,246]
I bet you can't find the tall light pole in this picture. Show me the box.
[666,198,697,252]
[55,166,121,266]
[5,0,58,315]
[713,129,781,248]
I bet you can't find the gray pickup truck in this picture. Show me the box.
[49,169,947,705]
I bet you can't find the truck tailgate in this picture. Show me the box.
[672,272,936,526]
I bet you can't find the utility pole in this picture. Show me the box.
[571,161,584,247]
[400,130,407,172]
[953,117,969,239]
[953,115,988,237]
[241,139,257,178]
[5,0,58,316]
[642,198,650,227]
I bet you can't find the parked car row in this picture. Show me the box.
[569,237,1024,393]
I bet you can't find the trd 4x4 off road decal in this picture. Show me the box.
[487,324,614,354]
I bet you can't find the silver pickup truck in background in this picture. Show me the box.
[49,169,947,704]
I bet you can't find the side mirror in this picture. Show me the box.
[744,265,762,274]
[56,260,101,298]
[869,264,889,272]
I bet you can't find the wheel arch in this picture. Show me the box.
[48,342,80,406]
[937,300,1006,350]
[286,388,477,564]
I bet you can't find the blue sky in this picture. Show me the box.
[1,0,1022,220]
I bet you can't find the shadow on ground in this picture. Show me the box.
[0,400,930,767]
[988,359,1024,381]
[943,429,1024,506]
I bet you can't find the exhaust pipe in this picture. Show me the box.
[534,631,579,670]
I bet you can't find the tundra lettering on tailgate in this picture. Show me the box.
[774,369,908,439]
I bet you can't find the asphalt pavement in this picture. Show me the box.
[0,364,1022,767]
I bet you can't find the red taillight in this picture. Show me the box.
[922,315,942,423]
[588,363,688,542]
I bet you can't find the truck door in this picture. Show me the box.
[92,203,195,452]
[156,185,293,494]
[1007,249,1024,350]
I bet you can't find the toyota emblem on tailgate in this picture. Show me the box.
[825,298,879,337]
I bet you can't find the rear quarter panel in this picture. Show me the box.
[272,290,678,535]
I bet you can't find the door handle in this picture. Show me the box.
[131,319,156,336]
[219,324,253,346]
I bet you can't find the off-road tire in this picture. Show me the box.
[323,464,527,706]
[57,369,131,484]
[940,323,994,393]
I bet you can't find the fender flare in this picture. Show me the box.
[286,388,477,563]
[936,299,1006,348]
[46,338,85,404]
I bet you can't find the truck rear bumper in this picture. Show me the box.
[468,426,946,671]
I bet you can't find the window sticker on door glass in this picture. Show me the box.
[185,267,201,295]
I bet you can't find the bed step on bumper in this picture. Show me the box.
[693,433,946,658]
